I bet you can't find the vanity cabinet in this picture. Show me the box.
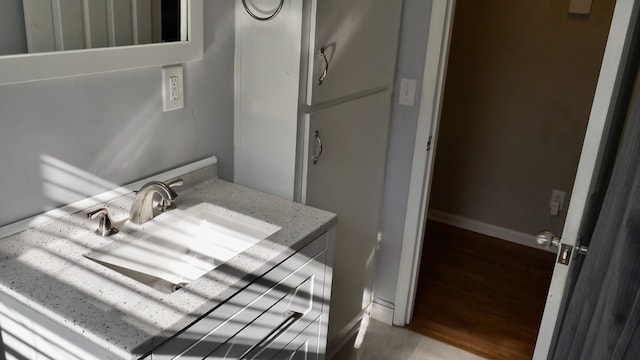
[149,231,331,360]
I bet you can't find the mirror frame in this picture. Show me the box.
[0,0,203,85]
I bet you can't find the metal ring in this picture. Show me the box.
[241,0,285,21]
[318,47,329,85]
[313,130,323,164]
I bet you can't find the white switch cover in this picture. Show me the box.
[162,65,184,111]
[399,78,417,106]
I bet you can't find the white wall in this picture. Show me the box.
[0,1,235,227]
[0,0,27,55]
[374,0,433,305]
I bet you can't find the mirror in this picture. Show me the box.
[0,0,202,85]
[3,0,187,56]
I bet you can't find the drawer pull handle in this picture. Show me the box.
[318,47,329,85]
[240,310,303,359]
[312,130,323,165]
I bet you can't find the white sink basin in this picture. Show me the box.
[85,203,281,292]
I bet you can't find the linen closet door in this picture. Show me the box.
[303,90,392,350]
[306,0,402,105]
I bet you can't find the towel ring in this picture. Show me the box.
[242,0,285,21]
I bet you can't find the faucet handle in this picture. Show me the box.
[87,208,119,237]
[159,177,184,211]
[166,177,184,188]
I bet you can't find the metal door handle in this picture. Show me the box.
[318,47,329,85]
[537,230,588,266]
[536,230,560,249]
[312,130,323,164]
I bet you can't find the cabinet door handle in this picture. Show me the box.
[318,47,329,85]
[312,130,323,165]
[239,311,303,359]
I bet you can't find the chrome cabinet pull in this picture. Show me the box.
[239,310,303,359]
[312,130,323,164]
[318,47,329,85]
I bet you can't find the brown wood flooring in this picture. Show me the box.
[406,221,557,360]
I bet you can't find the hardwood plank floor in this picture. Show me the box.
[406,221,556,360]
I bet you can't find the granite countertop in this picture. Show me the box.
[0,162,336,359]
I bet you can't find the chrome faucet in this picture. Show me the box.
[129,178,183,224]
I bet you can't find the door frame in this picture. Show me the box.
[392,0,456,326]
[393,0,639,359]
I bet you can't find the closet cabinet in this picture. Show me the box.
[301,91,392,348]
[235,0,402,353]
[306,0,403,105]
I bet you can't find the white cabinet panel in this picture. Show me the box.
[234,0,305,200]
[305,0,403,105]
[303,91,392,349]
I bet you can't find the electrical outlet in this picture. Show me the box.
[162,65,184,111]
[550,190,566,216]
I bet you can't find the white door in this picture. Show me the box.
[533,1,638,357]
[306,0,402,105]
[394,0,639,358]
[302,90,392,352]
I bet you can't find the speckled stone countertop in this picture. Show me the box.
[0,161,336,359]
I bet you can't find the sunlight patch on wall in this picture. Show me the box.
[40,154,119,205]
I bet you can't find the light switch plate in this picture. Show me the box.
[399,78,417,106]
[162,65,184,111]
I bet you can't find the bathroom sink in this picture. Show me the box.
[85,203,281,293]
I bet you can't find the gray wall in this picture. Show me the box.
[0,0,27,55]
[374,0,432,305]
[374,0,615,306]
[429,0,615,235]
[0,1,235,227]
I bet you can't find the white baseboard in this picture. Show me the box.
[427,209,553,252]
[370,301,394,325]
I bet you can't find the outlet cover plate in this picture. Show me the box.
[162,65,184,112]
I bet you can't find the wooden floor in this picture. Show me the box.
[407,221,556,360]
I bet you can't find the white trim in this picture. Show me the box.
[370,301,394,325]
[393,0,456,327]
[428,209,554,252]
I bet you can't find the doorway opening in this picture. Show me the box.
[406,0,617,358]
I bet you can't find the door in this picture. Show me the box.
[533,0,638,358]
[393,0,638,358]
[306,0,402,105]
[302,90,392,351]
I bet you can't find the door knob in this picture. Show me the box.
[536,230,560,249]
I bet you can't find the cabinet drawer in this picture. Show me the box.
[152,233,327,360]
[201,255,324,359]
[271,316,322,360]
